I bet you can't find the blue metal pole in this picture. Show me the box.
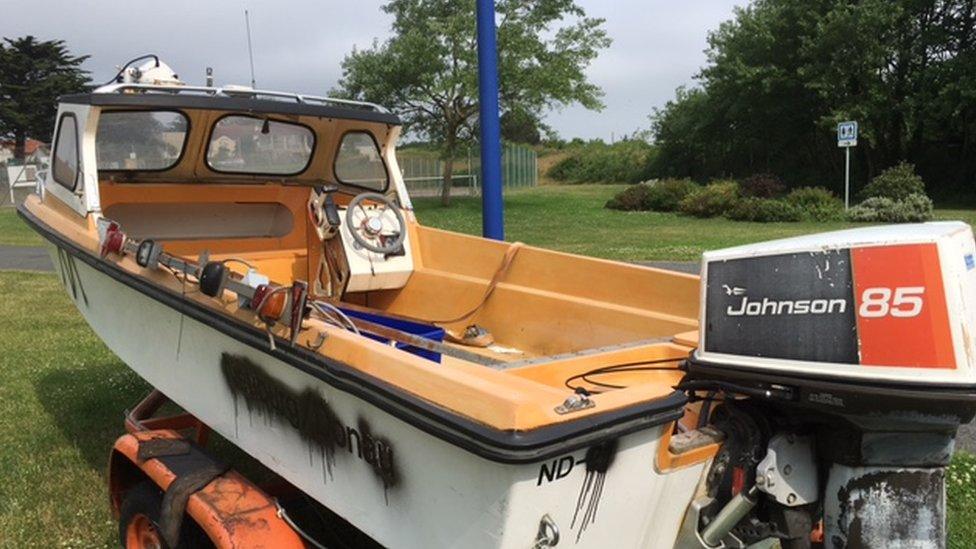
[476,0,504,240]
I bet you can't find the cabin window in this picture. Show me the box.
[206,115,315,175]
[52,113,79,190]
[334,132,388,191]
[96,110,188,171]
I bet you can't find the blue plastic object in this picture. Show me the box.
[340,308,445,363]
[476,0,505,241]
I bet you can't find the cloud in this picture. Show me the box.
[0,0,742,140]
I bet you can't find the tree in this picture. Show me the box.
[334,0,610,205]
[649,0,976,199]
[500,107,544,145]
[0,36,90,160]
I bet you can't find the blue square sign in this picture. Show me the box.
[837,121,858,147]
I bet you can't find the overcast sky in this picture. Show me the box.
[1,0,744,140]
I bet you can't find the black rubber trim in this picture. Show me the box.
[59,92,401,126]
[687,352,976,422]
[19,205,686,463]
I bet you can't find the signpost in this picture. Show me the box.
[837,121,858,209]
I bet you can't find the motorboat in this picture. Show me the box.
[18,57,976,548]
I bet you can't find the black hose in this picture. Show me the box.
[563,358,686,392]
[102,54,161,86]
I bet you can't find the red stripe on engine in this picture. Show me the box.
[851,244,955,369]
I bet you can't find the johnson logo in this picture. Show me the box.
[725,289,848,316]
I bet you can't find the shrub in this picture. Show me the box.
[847,193,934,223]
[605,178,699,211]
[739,173,786,198]
[848,197,895,222]
[679,181,740,218]
[547,140,656,184]
[605,184,655,211]
[643,178,699,211]
[859,162,926,201]
[785,187,845,221]
[726,197,802,222]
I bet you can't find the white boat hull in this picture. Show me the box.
[52,246,705,548]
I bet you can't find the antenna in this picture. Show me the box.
[244,8,257,88]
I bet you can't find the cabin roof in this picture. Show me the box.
[59,89,402,126]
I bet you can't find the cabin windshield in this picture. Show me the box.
[206,115,315,175]
[96,111,188,171]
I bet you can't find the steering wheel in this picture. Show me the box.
[345,192,406,255]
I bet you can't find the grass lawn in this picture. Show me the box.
[413,185,976,261]
[0,206,43,247]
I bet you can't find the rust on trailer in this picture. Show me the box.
[111,431,305,547]
[109,428,304,548]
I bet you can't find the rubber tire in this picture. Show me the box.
[118,481,213,549]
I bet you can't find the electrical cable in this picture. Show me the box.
[274,500,328,549]
[674,380,795,401]
[310,301,361,335]
[563,358,685,393]
[102,54,161,86]
[220,257,256,271]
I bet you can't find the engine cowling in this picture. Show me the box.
[695,221,976,388]
[685,222,976,548]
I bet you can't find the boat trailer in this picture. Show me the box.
[110,389,335,548]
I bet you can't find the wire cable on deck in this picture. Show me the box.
[563,358,685,393]
[310,301,361,335]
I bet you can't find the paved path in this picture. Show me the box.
[2,247,973,452]
[0,245,52,272]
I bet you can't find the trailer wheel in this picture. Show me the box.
[119,481,212,549]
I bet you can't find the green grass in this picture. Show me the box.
[414,185,976,261]
[0,207,43,247]
[948,451,976,547]
[0,271,147,546]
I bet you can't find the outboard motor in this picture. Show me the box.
[686,222,976,548]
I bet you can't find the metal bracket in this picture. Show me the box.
[755,433,818,507]
[555,393,595,415]
[532,514,560,548]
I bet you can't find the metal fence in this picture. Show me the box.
[397,143,538,197]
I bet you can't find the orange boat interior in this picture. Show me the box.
[27,101,709,435]
[97,178,700,378]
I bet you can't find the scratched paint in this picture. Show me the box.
[220,353,399,499]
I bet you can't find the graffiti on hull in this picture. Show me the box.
[220,353,399,501]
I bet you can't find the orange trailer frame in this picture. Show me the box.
[108,390,307,548]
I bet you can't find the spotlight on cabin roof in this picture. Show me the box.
[100,55,184,91]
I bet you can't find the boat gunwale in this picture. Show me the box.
[18,203,688,464]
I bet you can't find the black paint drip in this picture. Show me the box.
[221,353,399,498]
[570,439,618,543]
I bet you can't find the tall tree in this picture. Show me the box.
[650,0,976,198]
[334,0,610,205]
[0,36,90,160]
